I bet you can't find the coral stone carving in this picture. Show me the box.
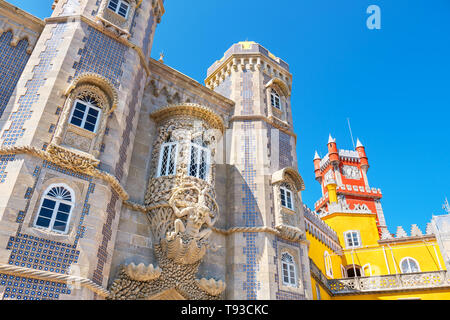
[195,278,226,297]
[124,263,162,282]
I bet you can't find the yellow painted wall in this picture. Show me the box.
[310,277,332,300]
[306,228,344,279]
[331,288,450,300]
[323,213,380,248]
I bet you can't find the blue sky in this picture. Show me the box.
[9,0,450,233]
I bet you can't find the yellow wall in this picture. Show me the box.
[310,277,332,300]
[307,210,450,300]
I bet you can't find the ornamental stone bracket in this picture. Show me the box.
[108,180,226,300]
[46,144,100,174]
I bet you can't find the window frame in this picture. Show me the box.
[33,184,75,235]
[270,89,282,110]
[324,251,333,278]
[343,230,362,249]
[157,142,179,177]
[280,186,294,211]
[107,0,130,19]
[69,98,102,133]
[281,252,298,287]
[188,142,211,181]
[400,257,421,274]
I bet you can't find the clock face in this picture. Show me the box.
[342,165,361,180]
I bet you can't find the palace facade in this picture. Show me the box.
[0,0,448,300]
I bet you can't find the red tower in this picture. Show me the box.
[313,136,387,236]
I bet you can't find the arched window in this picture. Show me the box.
[400,257,420,274]
[189,139,210,180]
[324,251,333,278]
[157,139,178,177]
[34,184,74,234]
[281,252,297,287]
[108,0,130,18]
[346,265,362,278]
[69,95,101,133]
[270,89,281,110]
[280,186,294,210]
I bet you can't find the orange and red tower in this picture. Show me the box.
[313,135,387,236]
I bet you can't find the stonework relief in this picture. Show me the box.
[63,131,92,153]
[108,105,225,300]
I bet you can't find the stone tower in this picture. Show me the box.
[0,0,164,299]
[204,41,312,300]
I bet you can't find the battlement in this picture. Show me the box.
[303,205,342,254]
[379,223,435,242]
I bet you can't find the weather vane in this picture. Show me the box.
[159,51,164,63]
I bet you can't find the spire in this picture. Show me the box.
[356,138,364,148]
[328,134,335,144]
[314,151,320,160]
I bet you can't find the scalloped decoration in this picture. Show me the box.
[124,263,162,282]
[196,278,226,296]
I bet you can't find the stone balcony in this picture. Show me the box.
[328,271,450,295]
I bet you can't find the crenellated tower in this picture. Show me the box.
[205,41,312,300]
[313,136,387,236]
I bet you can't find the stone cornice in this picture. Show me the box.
[45,15,151,76]
[0,1,45,30]
[378,234,436,245]
[205,53,293,90]
[148,58,235,111]
[229,115,297,142]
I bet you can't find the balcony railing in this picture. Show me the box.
[328,271,450,295]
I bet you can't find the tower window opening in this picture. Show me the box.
[346,265,362,278]
[34,184,74,234]
[107,0,130,18]
[281,252,297,287]
[280,186,294,210]
[69,98,101,133]
[270,89,281,110]
[344,230,361,248]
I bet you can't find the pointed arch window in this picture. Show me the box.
[157,140,178,177]
[189,139,211,180]
[400,257,420,274]
[281,252,297,287]
[270,89,281,110]
[34,184,74,234]
[69,95,102,133]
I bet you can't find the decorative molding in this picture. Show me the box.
[0,263,109,297]
[124,263,162,282]
[271,167,305,192]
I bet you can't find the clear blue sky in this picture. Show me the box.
[9,0,450,233]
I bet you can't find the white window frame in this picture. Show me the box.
[33,184,75,235]
[157,142,178,177]
[270,89,281,110]
[400,257,421,274]
[315,283,321,300]
[280,186,294,210]
[188,142,211,180]
[344,230,362,249]
[341,265,347,278]
[69,99,102,133]
[324,251,333,278]
[107,0,130,18]
[362,263,372,277]
[281,252,297,287]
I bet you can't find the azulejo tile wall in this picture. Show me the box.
[241,121,260,300]
[279,131,292,169]
[0,23,67,184]
[72,25,127,89]
[0,160,95,300]
[0,32,30,119]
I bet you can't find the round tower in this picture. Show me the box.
[356,138,369,172]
